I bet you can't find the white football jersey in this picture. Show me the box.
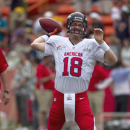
[44,36,105,94]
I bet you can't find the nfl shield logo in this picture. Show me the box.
[72,47,75,50]
[67,94,72,100]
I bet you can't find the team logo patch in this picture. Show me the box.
[72,47,75,50]
[67,94,72,100]
[54,98,56,101]
[57,45,66,50]
[83,45,90,51]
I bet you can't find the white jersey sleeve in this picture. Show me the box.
[45,35,64,55]
[44,38,54,55]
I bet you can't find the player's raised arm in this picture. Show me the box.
[31,29,58,52]
[94,28,117,65]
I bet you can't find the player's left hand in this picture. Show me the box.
[94,28,104,45]
[2,93,10,105]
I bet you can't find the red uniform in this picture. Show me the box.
[48,90,95,130]
[88,64,109,92]
[0,49,8,89]
[36,64,54,91]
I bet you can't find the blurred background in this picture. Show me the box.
[0,0,130,130]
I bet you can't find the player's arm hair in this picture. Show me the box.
[31,37,46,52]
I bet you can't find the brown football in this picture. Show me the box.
[39,18,62,33]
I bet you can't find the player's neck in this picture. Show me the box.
[69,34,83,45]
[69,37,83,45]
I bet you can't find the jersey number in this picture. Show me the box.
[63,57,82,77]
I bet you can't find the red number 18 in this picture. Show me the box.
[63,57,82,77]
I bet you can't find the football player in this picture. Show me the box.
[31,12,117,130]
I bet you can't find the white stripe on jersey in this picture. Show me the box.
[55,76,90,94]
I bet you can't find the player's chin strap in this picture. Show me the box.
[41,28,58,42]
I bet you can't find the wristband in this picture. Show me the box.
[100,42,110,52]
[40,35,49,42]
[4,90,10,94]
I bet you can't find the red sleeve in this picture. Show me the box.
[36,64,49,80]
[88,65,109,91]
[0,49,8,73]
[97,65,109,79]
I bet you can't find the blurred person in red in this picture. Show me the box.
[87,62,109,130]
[35,55,55,130]
[0,48,10,105]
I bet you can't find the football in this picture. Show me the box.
[39,18,62,34]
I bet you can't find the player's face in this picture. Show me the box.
[70,21,84,36]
